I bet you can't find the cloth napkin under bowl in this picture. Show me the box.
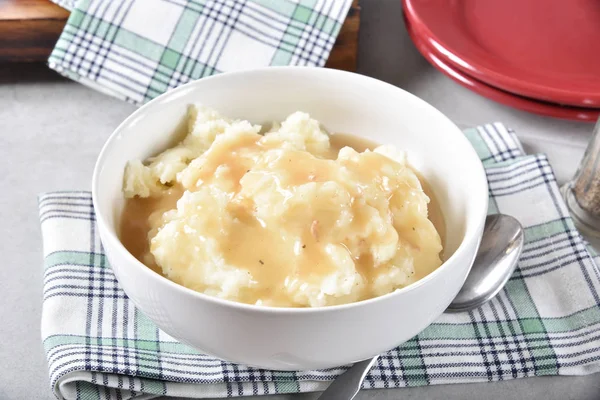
[48,0,353,105]
[39,123,600,400]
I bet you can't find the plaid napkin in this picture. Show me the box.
[48,0,352,105]
[39,123,600,400]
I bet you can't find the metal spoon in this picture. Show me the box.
[446,214,524,312]
[317,214,524,400]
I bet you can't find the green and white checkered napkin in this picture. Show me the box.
[39,123,600,399]
[48,0,352,105]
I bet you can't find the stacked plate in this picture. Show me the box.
[403,0,600,121]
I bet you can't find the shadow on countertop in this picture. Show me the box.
[0,62,65,84]
[357,0,430,91]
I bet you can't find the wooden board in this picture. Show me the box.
[325,0,361,71]
[0,0,70,62]
[0,0,361,70]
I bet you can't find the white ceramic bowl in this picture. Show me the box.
[93,67,488,371]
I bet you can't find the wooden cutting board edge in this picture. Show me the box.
[325,0,361,71]
[0,0,361,70]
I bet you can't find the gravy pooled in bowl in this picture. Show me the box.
[120,106,444,307]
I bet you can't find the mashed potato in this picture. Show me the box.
[122,106,443,307]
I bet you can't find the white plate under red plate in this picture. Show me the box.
[404,12,600,122]
[403,0,600,108]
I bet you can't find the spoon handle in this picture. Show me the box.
[316,357,378,400]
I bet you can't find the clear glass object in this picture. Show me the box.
[561,118,600,239]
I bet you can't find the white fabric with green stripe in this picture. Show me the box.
[39,122,600,399]
[48,0,352,104]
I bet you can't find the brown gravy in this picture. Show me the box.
[329,133,446,254]
[120,133,446,300]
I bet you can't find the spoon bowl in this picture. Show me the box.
[447,214,524,312]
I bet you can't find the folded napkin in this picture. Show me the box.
[39,122,600,399]
[48,0,352,105]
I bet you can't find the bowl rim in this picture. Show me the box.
[92,66,489,315]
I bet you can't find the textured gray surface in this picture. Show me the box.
[0,0,598,399]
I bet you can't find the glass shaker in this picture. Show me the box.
[561,118,600,240]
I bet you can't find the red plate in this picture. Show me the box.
[404,13,600,122]
[403,0,600,108]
